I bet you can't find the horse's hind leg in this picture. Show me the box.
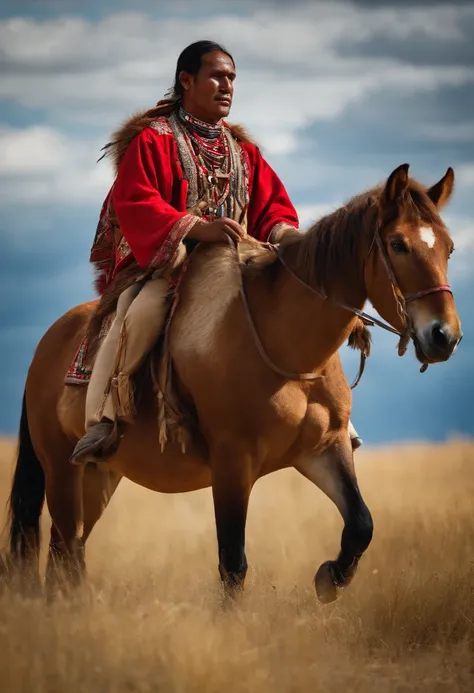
[45,464,121,599]
[211,441,253,598]
[44,462,86,600]
[296,438,373,604]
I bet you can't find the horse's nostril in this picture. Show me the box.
[431,323,449,351]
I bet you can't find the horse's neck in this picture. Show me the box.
[258,249,367,375]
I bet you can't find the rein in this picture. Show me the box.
[236,222,452,386]
[238,244,369,388]
[238,276,326,383]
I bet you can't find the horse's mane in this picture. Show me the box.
[288,179,444,294]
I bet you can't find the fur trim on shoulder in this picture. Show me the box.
[99,100,176,173]
[225,122,260,149]
[99,101,261,173]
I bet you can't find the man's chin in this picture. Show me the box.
[214,103,231,118]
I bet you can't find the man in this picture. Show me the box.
[70,40,362,465]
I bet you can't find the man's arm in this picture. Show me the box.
[112,128,200,270]
[244,143,300,243]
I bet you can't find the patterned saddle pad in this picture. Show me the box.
[65,312,115,385]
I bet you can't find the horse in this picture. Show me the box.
[2,163,461,604]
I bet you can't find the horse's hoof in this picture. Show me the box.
[314,561,340,604]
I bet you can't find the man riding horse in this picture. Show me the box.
[70,40,362,465]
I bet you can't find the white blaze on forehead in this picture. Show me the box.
[420,226,436,249]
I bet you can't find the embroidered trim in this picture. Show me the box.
[178,106,223,139]
[168,112,200,209]
[150,214,200,268]
[226,129,250,222]
[65,313,115,385]
[150,118,173,136]
[117,236,132,261]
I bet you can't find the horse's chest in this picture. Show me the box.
[252,388,329,461]
[287,401,335,459]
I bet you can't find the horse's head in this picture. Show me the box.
[365,164,462,365]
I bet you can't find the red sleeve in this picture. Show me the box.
[112,127,199,270]
[244,144,299,242]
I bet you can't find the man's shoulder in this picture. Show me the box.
[118,113,175,144]
[105,111,176,172]
[224,121,260,151]
[148,116,174,137]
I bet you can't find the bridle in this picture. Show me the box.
[238,221,452,386]
[370,221,452,367]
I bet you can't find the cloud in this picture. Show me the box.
[0,0,473,442]
[295,203,335,227]
[0,125,112,205]
[0,125,68,174]
[443,214,474,280]
[1,4,474,154]
[455,163,474,187]
[416,123,474,142]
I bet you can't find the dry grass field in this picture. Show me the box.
[0,437,473,692]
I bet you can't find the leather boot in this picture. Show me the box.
[69,418,121,465]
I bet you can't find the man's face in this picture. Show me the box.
[180,51,236,123]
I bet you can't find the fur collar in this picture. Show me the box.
[101,104,260,174]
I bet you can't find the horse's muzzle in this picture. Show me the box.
[415,320,462,363]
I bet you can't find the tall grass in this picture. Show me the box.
[0,439,473,692]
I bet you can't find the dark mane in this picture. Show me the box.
[288,179,444,294]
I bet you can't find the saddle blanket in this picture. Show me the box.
[65,313,114,385]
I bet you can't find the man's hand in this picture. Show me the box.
[187,217,246,244]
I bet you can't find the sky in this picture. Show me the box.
[0,0,473,444]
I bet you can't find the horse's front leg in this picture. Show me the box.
[211,441,253,598]
[296,439,373,603]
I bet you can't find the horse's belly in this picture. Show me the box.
[111,424,211,494]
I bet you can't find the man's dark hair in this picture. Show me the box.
[171,40,234,100]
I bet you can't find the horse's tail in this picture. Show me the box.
[4,390,45,573]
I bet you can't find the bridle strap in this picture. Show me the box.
[273,244,402,337]
[233,222,453,387]
[239,242,389,387]
[371,224,453,359]
[404,285,452,303]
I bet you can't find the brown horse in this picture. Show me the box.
[2,163,461,603]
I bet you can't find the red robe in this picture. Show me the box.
[91,119,299,294]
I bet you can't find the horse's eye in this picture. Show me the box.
[449,246,455,258]
[390,239,409,254]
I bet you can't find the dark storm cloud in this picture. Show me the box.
[271,78,473,220]
[336,14,474,67]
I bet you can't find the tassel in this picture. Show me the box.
[114,373,136,422]
[156,337,171,451]
[110,322,136,422]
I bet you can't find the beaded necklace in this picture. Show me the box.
[178,106,232,219]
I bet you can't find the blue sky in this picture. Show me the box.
[0,0,473,443]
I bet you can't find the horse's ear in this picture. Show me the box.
[381,163,410,205]
[427,167,455,209]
